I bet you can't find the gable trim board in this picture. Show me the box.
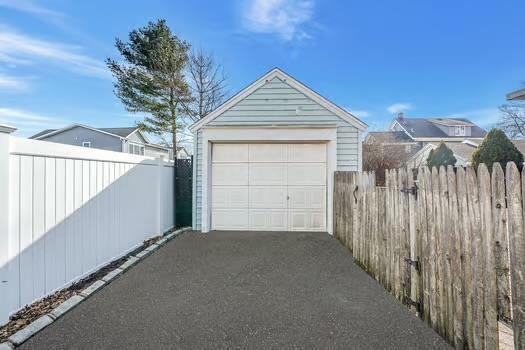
[192,68,367,234]
[190,68,367,132]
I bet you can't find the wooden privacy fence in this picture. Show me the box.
[334,163,525,350]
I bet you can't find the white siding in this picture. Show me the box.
[193,77,360,230]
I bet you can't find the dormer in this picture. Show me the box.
[427,118,475,137]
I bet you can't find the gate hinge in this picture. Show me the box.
[404,257,421,273]
[400,185,418,198]
[403,296,424,316]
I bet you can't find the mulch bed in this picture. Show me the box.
[0,236,161,343]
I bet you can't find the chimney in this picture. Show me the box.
[397,112,405,121]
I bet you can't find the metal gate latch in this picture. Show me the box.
[400,185,418,198]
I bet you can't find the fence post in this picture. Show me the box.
[0,124,16,325]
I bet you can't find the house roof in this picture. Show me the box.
[394,117,487,139]
[98,127,138,138]
[30,128,57,139]
[427,118,475,127]
[189,68,367,132]
[365,131,413,144]
[507,88,525,101]
[428,141,478,161]
[29,124,169,151]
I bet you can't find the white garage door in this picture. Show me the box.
[211,143,326,231]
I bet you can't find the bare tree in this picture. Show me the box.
[363,143,407,186]
[184,49,228,122]
[498,103,525,139]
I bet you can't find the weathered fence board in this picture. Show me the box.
[334,163,524,349]
[507,163,525,350]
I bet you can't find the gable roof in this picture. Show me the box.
[189,68,367,132]
[99,127,138,138]
[393,117,486,139]
[30,128,57,139]
[365,131,413,144]
[31,124,129,140]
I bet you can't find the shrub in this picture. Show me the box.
[471,128,523,169]
[426,142,456,169]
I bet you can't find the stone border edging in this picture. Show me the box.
[0,227,192,349]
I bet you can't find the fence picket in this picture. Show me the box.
[447,165,464,349]
[491,163,512,323]
[439,166,453,340]
[478,163,498,349]
[507,163,525,349]
[466,166,485,349]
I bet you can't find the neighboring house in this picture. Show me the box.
[507,88,525,101]
[366,113,487,168]
[176,146,191,159]
[30,124,173,159]
[190,68,367,234]
[390,114,487,141]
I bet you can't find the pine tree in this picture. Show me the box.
[107,19,190,158]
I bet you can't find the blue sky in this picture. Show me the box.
[0,0,524,139]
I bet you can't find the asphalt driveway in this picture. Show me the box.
[20,231,450,349]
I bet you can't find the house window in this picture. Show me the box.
[405,145,411,153]
[128,143,145,155]
[82,141,91,148]
[454,126,466,136]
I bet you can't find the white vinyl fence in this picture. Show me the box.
[0,126,175,325]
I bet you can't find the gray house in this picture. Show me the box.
[189,68,367,234]
[369,113,487,168]
[30,124,183,159]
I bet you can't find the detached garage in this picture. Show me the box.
[190,68,367,234]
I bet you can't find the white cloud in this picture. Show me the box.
[0,26,109,79]
[387,103,413,114]
[0,73,30,91]
[0,0,64,18]
[0,107,69,136]
[243,0,315,41]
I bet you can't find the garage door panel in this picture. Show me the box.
[249,163,287,186]
[288,143,326,162]
[288,163,326,185]
[289,210,326,231]
[212,209,249,230]
[212,144,248,162]
[249,144,287,162]
[211,143,327,232]
[212,164,248,185]
[288,186,326,209]
[212,186,249,208]
[250,210,288,231]
[249,186,287,209]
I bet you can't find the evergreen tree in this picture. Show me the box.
[107,19,190,158]
[426,142,456,169]
[471,128,524,169]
